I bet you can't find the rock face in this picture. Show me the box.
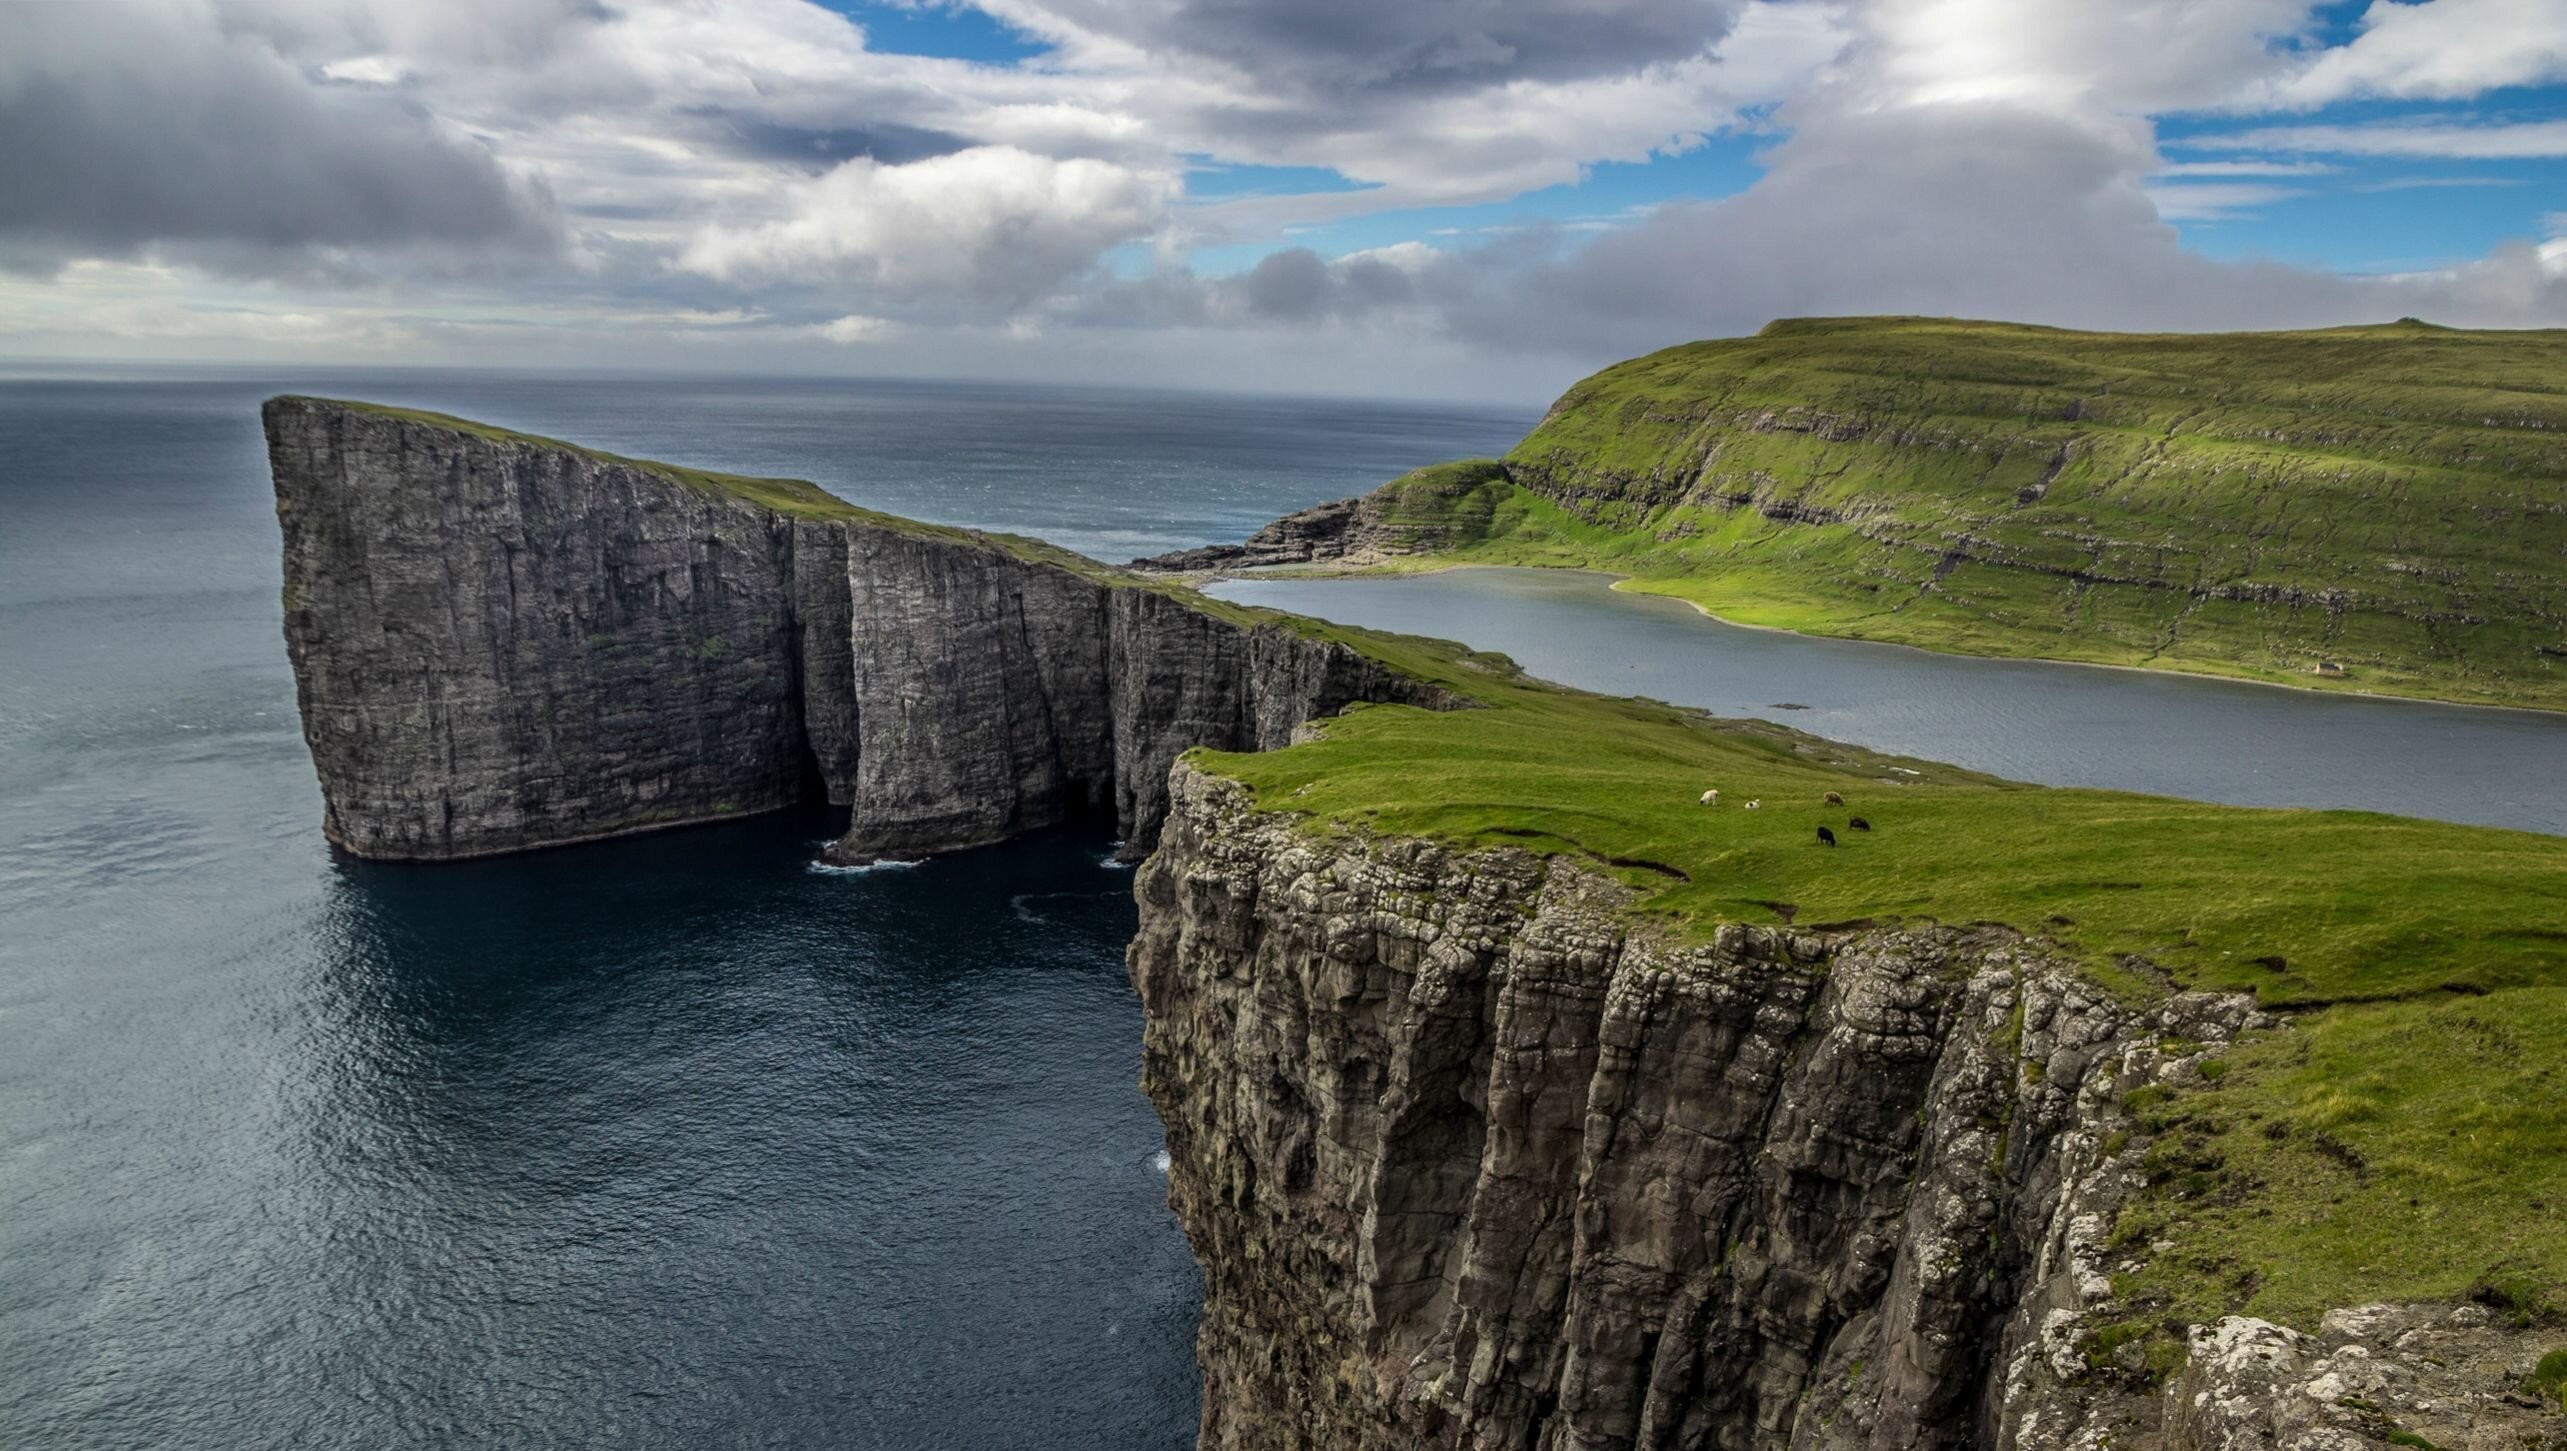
[267,397,1450,862]
[1134,763,2306,1450]
[1132,496,1372,572]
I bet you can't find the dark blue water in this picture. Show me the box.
[0,373,1536,1449]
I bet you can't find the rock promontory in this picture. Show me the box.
[265,396,1450,863]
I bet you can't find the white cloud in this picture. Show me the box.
[813,313,902,342]
[2151,159,2339,177]
[2181,118,2567,158]
[679,145,1178,308]
[2143,181,2310,220]
[2247,0,2567,108]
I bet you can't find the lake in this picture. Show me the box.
[1210,566,2567,837]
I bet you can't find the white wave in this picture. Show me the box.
[1152,1149,1171,1175]
[806,856,924,875]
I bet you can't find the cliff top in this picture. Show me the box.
[1193,662,2567,1329]
[268,395,1149,591]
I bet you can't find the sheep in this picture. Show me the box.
[1848,816,1871,832]
[1743,799,1761,810]
[1699,788,1720,806]
[1823,790,1844,806]
[1817,826,1837,847]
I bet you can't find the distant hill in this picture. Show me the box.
[1157,316,2567,710]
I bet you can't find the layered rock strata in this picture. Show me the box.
[266,397,1448,862]
[1134,763,2509,1450]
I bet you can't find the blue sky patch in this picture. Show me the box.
[822,0,1049,64]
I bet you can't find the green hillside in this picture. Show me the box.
[1326,317,2567,710]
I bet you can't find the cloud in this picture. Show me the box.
[2151,160,2339,177]
[2247,0,2567,107]
[0,0,564,276]
[2180,118,2567,158]
[988,0,1751,91]
[2142,181,2311,220]
[679,145,1178,309]
[1086,89,2567,367]
[4,0,2566,397]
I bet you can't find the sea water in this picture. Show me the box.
[0,371,1533,1449]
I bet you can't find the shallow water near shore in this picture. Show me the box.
[1209,566,2567,837]
[0,372,1533,1449]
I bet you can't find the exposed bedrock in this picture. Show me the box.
[1132,763,2296,1451]
[265,397,1448,862]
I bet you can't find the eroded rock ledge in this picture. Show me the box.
[265,396,1449,863]
[1132,764,2551,1449]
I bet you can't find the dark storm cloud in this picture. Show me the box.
[0,2,563,275]
[1020,0,1745,95]
[1158,0,1745,90]
[693,116,976,171]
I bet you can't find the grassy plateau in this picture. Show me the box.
[1283,316,2567,711]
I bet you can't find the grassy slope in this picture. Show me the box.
[1328,317,2567,711]
[1192,647,2567,1333]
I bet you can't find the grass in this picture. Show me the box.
[2106,988,2567,1331]
[1287,317,2567,712]
[1188,639,2567,1329]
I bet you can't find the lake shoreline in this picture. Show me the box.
[1188,559,2567,722]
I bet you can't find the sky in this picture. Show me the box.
[3,0,2565,400]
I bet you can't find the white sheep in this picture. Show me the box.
[1744,799,1761,810]
[1699,788,1720,806]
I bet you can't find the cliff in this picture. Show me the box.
[265,396,1450,862]
[268,394,2567,1448]
[1143,318,2567,712]
[1133,765,2567,1450]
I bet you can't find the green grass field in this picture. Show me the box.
[1296,317,2567,711]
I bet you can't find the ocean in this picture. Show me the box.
[0,370,1537,1449]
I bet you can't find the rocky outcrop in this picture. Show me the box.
[267,397,1452,863]
[1134,496,1373,572]
[1130,763,2551,1450]
[1130,459,1515,574]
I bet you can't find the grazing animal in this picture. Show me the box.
[1823,790,1844,806]
[1848,816,1871,831]
[1817,826,1837,847]
[1743,799,1761,810]
[1700,788,1720,806]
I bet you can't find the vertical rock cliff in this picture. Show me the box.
[1130,763,2284,1451]
[266,397,1450,862]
